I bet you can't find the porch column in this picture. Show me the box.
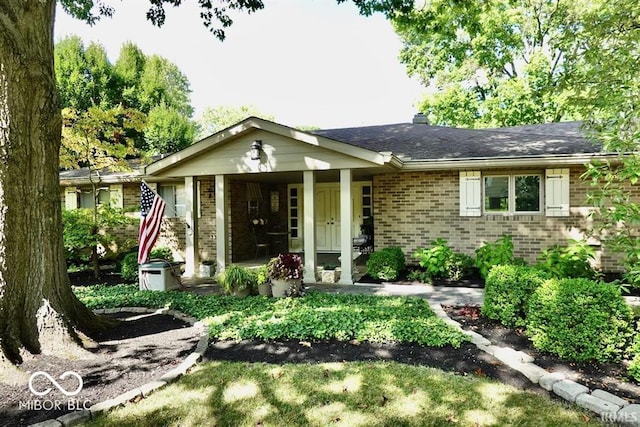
[303,170,317,283]
[215,174,228,272]
[338,169,354,285]
[184,176,200,276]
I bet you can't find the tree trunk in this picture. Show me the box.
[0,1,106,365]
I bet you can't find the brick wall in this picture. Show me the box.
[373,167,622,272]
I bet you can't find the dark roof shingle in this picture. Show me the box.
[313,121,600,160]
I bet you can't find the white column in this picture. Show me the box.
[215,174,228,273]
[303,171,317,283]
[184,176,200,276]
[338,169,353,285]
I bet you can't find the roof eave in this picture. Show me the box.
[399,152,617,171]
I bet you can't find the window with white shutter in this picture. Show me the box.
[545,169,570,217]
[459,171,481,216]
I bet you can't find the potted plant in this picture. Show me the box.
[217,264,256,297]
[255,265,271,296]
[321,263,340,283]
[267,253,303,297]
[199,260,215,278]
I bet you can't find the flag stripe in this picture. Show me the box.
[138,182,167,264]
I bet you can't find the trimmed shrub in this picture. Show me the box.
[366,247,406,281]
[526,278,634,363]
[482,265,550,327]
[120,252,139,282]
[475,235,517,279]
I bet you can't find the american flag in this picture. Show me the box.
[138,182,166,264]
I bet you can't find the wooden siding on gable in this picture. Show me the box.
[153,130,381,178]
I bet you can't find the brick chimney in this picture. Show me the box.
[412,112,428,124]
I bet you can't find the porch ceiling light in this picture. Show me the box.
[250,140,263,160]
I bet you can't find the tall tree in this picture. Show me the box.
[196,104,275,139]
[113,41,146,111]
[0,0,414,366]
[145,102,196,153]
[392,0,584,127]
[570,0,640,284]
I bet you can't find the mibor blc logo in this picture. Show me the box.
[28,371,83,397]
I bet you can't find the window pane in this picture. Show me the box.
[290,188,297,197]
[290,198,297,207]
[363,207,372,218]
[98,189,110,206]
[175,186,185,217]
[484,177,509,212]
[291,218,298,228]
[291,229,298,238]
[362,186,371,195]
[363,196,371,206]
[79,191,94,209]
[291,208,298,218]
[515,175,540,212]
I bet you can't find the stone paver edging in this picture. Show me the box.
[427,301,640,426]
[28,307,209,427]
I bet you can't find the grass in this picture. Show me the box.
[74,285,469,347]
[84,361,603,427]
[74,285,605,426]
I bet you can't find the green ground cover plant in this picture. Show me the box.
[74,285,469,347]
[84,360,603,427]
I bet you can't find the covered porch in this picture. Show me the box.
[144,117,396,284]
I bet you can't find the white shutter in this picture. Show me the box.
[109,184,124,209]
[459,171,482,216]
[545,169,570,217]
[64,187,78,210]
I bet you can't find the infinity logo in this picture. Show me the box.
[28,371,83,397]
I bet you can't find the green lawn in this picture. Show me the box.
[84,360,602,427]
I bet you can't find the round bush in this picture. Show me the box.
[526,278,633,363]
[366,247,406,280]
[120,252,139,282]
[482,265,550,327]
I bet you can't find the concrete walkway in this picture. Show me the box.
[307,282,484,305]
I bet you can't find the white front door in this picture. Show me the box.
[315,185,341,251]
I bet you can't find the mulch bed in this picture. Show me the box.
[444,304,640,404]
[0,312,200,427]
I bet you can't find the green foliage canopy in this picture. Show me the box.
[392,0,587,127]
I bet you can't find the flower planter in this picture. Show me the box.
[258,282,272,297]
[271,279,300,297]
[321,269,340,283]
[199,263,215,278]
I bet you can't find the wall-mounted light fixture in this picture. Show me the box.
[250,140,263,160]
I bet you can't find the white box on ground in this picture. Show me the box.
[139,262,180,291]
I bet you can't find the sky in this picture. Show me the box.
[53,0,426,129]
